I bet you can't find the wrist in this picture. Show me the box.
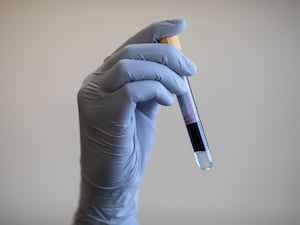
[73,177,139,225]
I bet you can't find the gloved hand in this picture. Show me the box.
[73,19,197,225]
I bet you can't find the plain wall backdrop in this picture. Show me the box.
[0,0,299,224]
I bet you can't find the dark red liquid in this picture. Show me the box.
[186,122,206,151]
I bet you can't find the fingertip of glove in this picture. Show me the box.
[165,18,187,33]
[189,61,198,75]
[153,18,187,41]
[164,95,175,106]
[182,58,197,76]
[166,18,186,26]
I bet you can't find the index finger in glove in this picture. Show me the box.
[112,19,186,54]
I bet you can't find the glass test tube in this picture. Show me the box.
[159,36,213,170]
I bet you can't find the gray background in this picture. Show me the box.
[1,0,299,224]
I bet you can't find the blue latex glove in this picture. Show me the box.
[73,19,197,225]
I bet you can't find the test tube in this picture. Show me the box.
[159,36,213,170]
